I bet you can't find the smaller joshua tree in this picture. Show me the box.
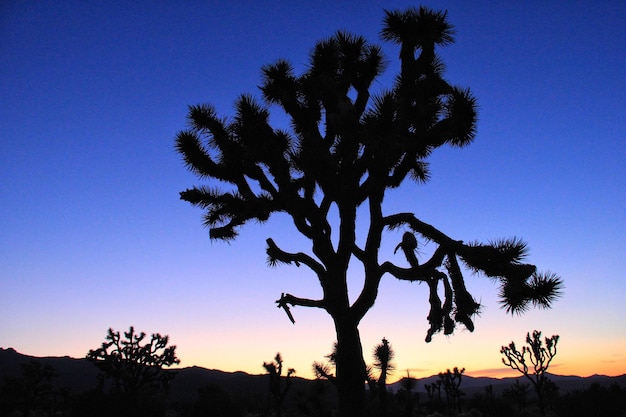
[86,326,180,397]
[373,338,394,389]
[0,360,59,417]
[313,338,395,415]
[503,379,530,411]
[501,330,559,417]
[438,366,465,413]
[372,338,395,416]
[424,380,442,403]
[313,342,338,385]
[263,353,295,417]
[397,371,418,417]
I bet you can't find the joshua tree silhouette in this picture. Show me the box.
[263,353,295,417]
[0,360,59,417]
[86,326,179,396]
[438,366,465,413]
[312,342,338,385]
[504,379,530,411]
[501,330,560,417]
[372,338,394,417]
[176,6,562,416]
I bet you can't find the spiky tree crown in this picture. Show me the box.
[176,8,476,241]
[177,7,562,343]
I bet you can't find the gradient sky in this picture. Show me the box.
[1,1,625,382]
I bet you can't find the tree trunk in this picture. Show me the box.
[333,316,367,417]
[535,382,545,417]
[378,362,388,417]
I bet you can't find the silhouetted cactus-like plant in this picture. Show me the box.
[372,338,395,416]
[177,6,563,416]
[86,326,179,396]
[425,379,442,403]
[0,360,59,417]
[312,342,338,385]
[501,330,559,417]
[438,366,465,413]
[503,379,530,411]
[263,352,295,417]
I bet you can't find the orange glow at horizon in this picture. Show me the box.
[5,327,625,383]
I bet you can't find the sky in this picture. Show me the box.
[1,1,625,382]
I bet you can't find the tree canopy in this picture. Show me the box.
[176,6,562,416]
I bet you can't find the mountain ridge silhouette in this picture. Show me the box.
[2,347,624,400]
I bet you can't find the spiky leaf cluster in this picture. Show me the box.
[458,238,562,314]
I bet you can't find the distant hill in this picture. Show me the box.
[388,372,626,397]
[0,347,332,404]
[2,347,624,402]
[0,347,101,393]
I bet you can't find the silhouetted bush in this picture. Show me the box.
[0,359,62,417]
[466,389,516,417]
[553,382,625,417]
[178,383,244,417]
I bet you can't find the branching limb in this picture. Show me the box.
[383,232,452,341]
[276,292,325,324]
[386,230,480,340]
[380,261,434,282]
[245,165,279,197]
[277,293,325,308]
[352,243,366,262]
[381,244,448,281]
[384,213,461,247]
[385,214,562,318]
[266,238,326,277]
[527,331,559,376]
[501,342,529,377]
[313,361,336,384]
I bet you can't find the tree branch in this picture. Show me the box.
[277,292,325,308]
[384,213,461,247]
[352,243,366,262]
[380,260,446,282]
[276,292,326,324]
[266,238,326,277]
[245,165,279,197]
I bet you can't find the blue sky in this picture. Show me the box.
[1,1,625,380]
